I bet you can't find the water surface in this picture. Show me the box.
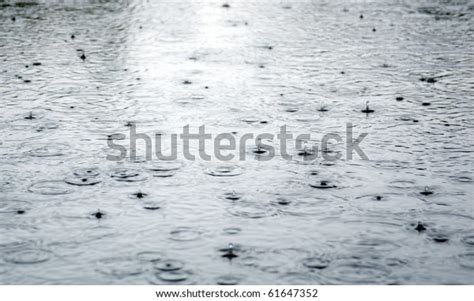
[0,0,473,284]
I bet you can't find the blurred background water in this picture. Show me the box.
[0,0,473,284]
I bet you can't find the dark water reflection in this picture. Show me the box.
[0,0,473,284]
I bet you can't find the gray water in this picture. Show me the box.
[0,0,473,284]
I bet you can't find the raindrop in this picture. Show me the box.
[141,203,160,211]
[24,143,68,157]
[145,160,182,177]
[450,174,473,183]
[75,168,100,178]
[415,222,427,232]
[420,77,436,83]
[109,168,148,182]
[302,257,330,269]
[4,249,52,264]
[276,198,291,206]
[205,165,242,177]
[252,138,268,154]
[273,196,341,217]
[323,258,392,284]
[64,168,102,186]
[156,271,190,282]
[388,179,415,189]
[297,142,316,157]
[216,275,241,285]
[361,101,375,113]
[155,260,184,271]
[223,227,241,235]
[420,186,433,196]
[24,112,35,120]
[137,251,164,263]
[131,191,147,199]
[96,257,144,278]
[91,210,105,219]
[223,191,243,201]
[64,176,102,186]
[106,134,125,141]
[240,117,260,124]
[431,234,449,243]
[28,181,73,195]
[170,227,202,241]
[0,200,31,214]
[227,202,277,219]
[221,243,238,259]
[309,180,337,189]
[317,104,329,112]
[153,170,176,178]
